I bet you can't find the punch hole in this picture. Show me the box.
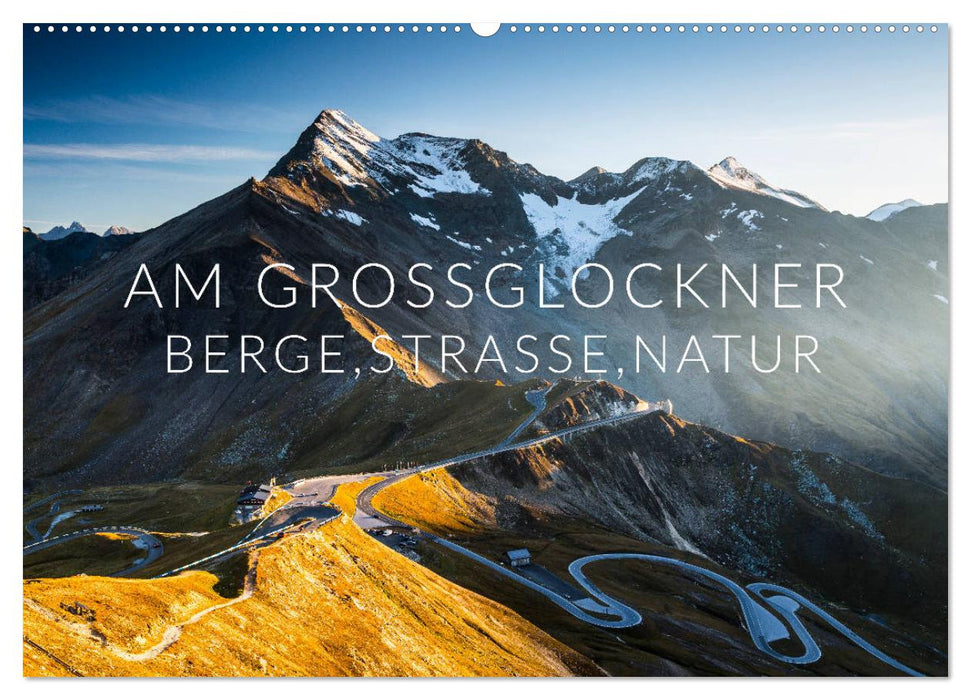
[471,23,500,37]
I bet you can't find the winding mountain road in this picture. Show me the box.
[23,490,82,515]
[24,491,86,543]
[22,386,926,676]
[498,386,550,447]
[350,389,924,676]
[352,398,659,529]
[23,526,164,577]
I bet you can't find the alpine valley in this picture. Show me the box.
[23,110,947,677]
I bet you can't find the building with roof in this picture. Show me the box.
[237,484,272,507]
[504,548,531,567]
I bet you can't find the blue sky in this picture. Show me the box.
[24,25,948,232]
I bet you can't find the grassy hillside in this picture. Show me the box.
[23,515,598,677]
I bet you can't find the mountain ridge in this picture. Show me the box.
[267,109,828,215]
[23,109,948,490]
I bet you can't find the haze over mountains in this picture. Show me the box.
[24,109,947,489]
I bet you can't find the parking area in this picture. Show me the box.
[368,529,422,562]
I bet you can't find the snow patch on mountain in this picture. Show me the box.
[410,213,441,230]
[520,187,645,275]
[865,199,922,222]
[629,157,684,183]
[737,209,763,231]
[707,157,823,210]
[446,234,481,252]
[392,135,490,197]
[335,210,365,226]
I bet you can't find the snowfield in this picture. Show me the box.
[519,188,646,276]
[393,135,491,197]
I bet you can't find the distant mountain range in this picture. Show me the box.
[23,109,948,489]
[34,221,134,241]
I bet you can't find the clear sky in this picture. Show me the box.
[23,24,948,232]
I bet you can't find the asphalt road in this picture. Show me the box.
[430,535,641,628]
[23,490,82,515]
[22,526,164,577]
[157,511,340,578]
[347,390,923,676]
[350,401,663,530]
[25,492,84,543]
[747,582,923,676]
[498,386,550,447]
[239,503,340,544]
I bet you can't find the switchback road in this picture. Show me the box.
[351,395,923,676]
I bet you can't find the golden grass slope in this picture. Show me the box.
[372,468,498,535]
[24,510,596,676]
[338,299,445,387]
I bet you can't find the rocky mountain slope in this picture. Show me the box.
[23,109,948,489]
[23,227,140,309]
[373,403,946,673]
[384,409,946,623]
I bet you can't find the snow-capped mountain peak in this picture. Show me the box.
[708,156,762,187]
[314,108,380,140]
[270,110,491,199]
[103,225,134,237]
[39,221,89,241]
[628,157,692,183]
[706,156,825,210]
[865,199,922,222]
[306,109,384,187]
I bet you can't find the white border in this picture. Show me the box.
[4,1,962,697]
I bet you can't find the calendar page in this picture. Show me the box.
[21,21,948,678]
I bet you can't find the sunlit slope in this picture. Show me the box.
[24,515,597,677]
[371,420,947,676]
[374,412,946,638]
